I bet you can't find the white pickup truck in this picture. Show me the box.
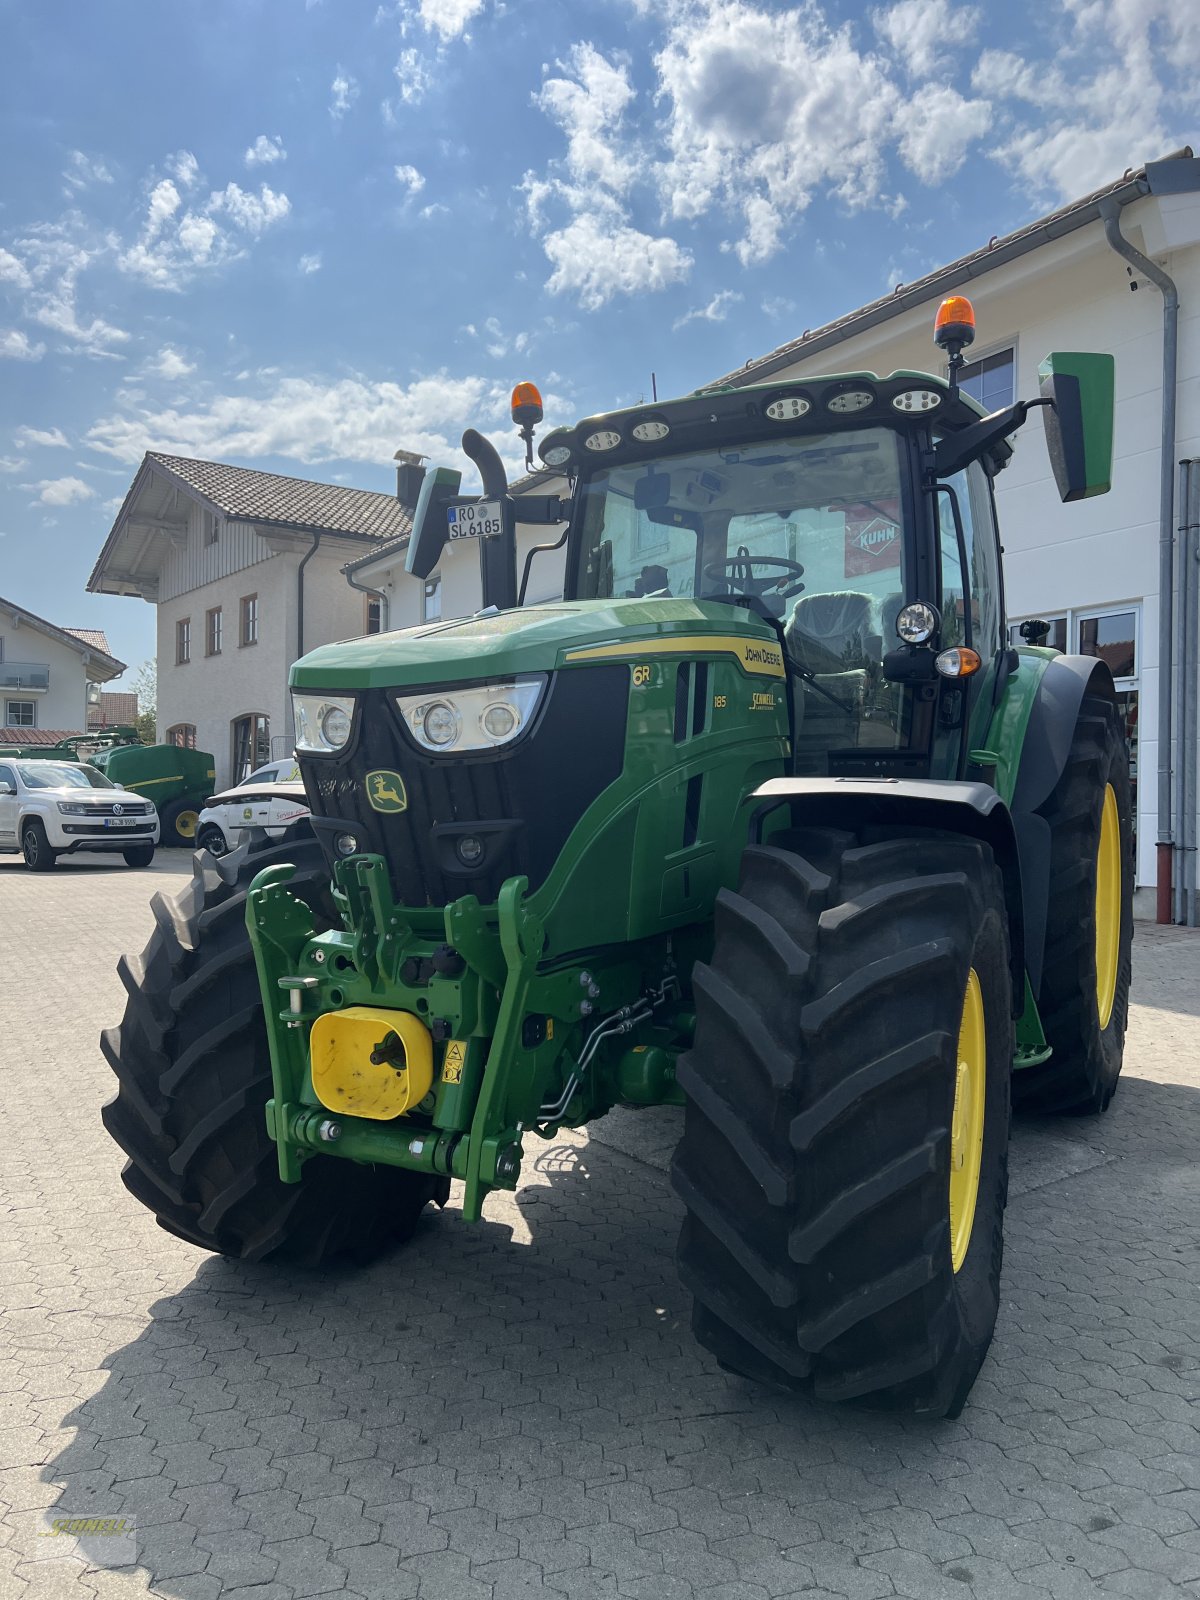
[0,757,160,871]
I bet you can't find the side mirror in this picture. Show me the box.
[1038,352,1114,502]
[405,465,463,580]
[0,781,14,795]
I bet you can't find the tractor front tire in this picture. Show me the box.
[160,797,201,849]
[673,827,1013,1417]
[1013,693,1133,1116]
[101,836,448,1264]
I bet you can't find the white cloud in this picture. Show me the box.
[16,426,69,448]
[85,369,511,468]
[298,252,322,274]
[419,202,451,219]
[62,150,115,194]
[394,163,426,193]
[0,329,45,361]
[0,456,26,472]
[331,68,360,119]
[543,214,693,311]
[245,134,287,167]
[534,44,637,199]
[896,85,991,184]
[673,288,743,330]
[0,248,32,289]
[410,0,487,40]
[873,0,979,78]
[210,182,291,235]
[117,160,291,289]
[25,475,95,505]
[393,49,434,105]
[170,150,201,189]
[146,346,195,381]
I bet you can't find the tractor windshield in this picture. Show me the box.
[573,427,915,766]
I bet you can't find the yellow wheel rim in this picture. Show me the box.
[1095,783,1120,1030]
[176,809,199,840]
[949,968,986,1274]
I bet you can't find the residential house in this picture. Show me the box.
[0,597,125,746]
[87,690,139,729]
[88,454,413,787]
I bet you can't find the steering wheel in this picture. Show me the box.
[703,551,806,599]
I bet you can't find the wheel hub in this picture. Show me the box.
[949,968,986,1274]
[1095,783,1120,1030]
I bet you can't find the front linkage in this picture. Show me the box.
[246,856,685,1222]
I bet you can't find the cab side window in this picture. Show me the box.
[938,462,1002,656]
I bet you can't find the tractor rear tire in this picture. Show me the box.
[1013,693,1133,1116]
[101,836,448,1264]
[673,826,1013,1417]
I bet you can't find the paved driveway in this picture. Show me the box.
[1,851,1199,1600]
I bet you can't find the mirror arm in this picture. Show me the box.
[931,398,1052,481]
[518,525,570,606]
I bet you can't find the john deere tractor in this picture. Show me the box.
[103,298,1132,1416]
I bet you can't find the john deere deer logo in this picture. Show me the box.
[365,770,408,813]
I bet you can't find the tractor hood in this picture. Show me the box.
[291,599,785,691]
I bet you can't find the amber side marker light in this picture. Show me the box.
[935,647,982,677]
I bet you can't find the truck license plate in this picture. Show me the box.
[104,817,140,828]
[447,500,503,540]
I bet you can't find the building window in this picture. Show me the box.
[423,574,442,623]
[176,617,191,665]
[365,595,382,635]
[205,606,223,656]
[167,723,197,749]
[6,701,35,727]
[203,510,219,547]
[240,593,259,647]
[231,713,271,781]
[957,347,1015,412]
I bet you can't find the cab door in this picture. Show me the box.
[0,763,17,847]
[933,459,1006,778]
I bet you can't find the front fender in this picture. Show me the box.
[750,777,1025,1011]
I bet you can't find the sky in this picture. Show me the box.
[0,0,1195,687]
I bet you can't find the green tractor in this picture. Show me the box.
[103,299,1132,1416]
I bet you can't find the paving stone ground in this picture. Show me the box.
[1,849,1199,1600]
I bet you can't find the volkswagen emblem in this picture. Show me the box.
[112,802,123,815]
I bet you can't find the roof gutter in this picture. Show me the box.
[717,154,1193,389]
[1097,196,1179,922]
[343,566,388,631]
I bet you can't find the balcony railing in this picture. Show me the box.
[0,661,50,690]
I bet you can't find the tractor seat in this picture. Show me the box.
[785,591,878,674]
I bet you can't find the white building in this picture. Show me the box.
[347,151,1200,914]
[88,454,413,787]
[0,597,125,747]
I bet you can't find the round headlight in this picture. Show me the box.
[320,704,352,748]
[542,444,572,468]
[481,701,519,740]
[422,701,459,747]
[896,601,941,645]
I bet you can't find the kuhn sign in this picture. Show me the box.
[844,502,901,577]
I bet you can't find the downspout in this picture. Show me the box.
[344,567,389,632]
[1098,197,1179,922]
[297,530,322,660]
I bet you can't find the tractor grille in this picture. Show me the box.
[299,665,628,906]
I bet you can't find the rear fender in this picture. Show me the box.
[750,777,1025,1012]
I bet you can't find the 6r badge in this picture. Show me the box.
[365,770,408,813]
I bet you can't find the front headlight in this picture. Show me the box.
[57,801,90,815]
[293,692,356,753]
[395,675,546,755]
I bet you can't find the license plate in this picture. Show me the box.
[447,499,503,540]
[104,817,141,828]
